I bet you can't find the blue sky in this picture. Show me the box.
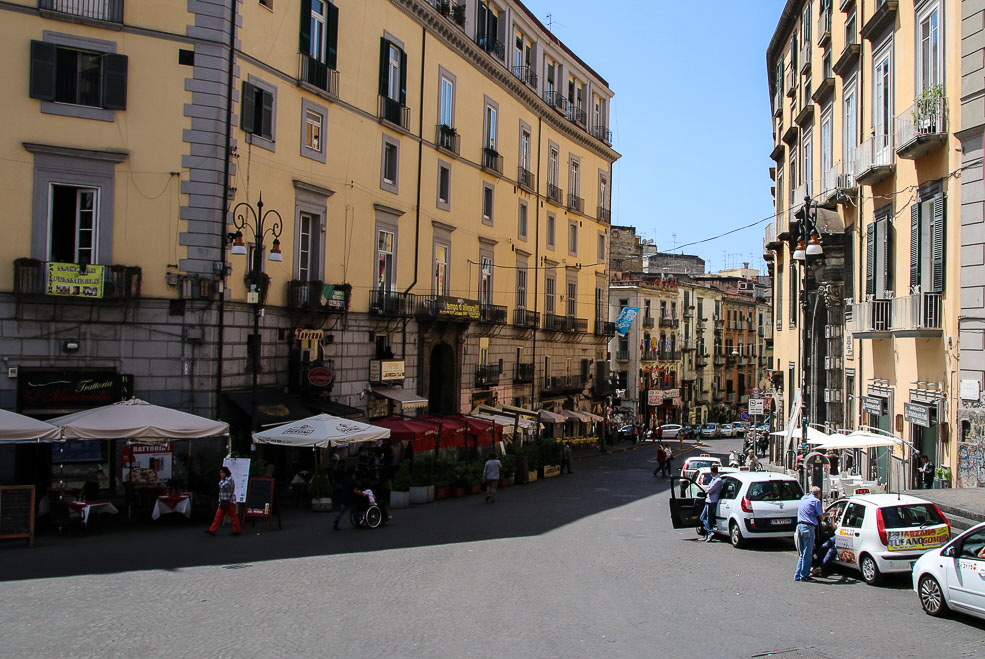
[521,0,787,273]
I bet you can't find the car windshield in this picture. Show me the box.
[746,480,804,501]
[687,460,716,471]
[702,424,715,429]
[880,504,946,528]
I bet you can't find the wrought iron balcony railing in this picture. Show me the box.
[891,292,942,333]
[567,193,583,213]
[287,280,349,313]
[479,303,507,324]
[378,96,409,130]
[642,315,655,328]
[513,307,539,328]
[370,289,413,316]
[595,320,615,336]
[567,104,587,126]
[659,315,679,328]
[14,258,141,300]
[854,132,895,185]
[512,65,537,87]
[481,148,503,174]
[591,124,612,144]
[299,54,339,96]
[436,124,460,155]
[40,0,123,23]
[896,96,948,160]
[597,206,611,224]
[546,184,563,205]
[851,299,893,334]
[615,349,629,361]
[517,166,535,191]
[544,90,567,112]
[475,364,502,387]
[475,34,505,59]
[514,362,535,384]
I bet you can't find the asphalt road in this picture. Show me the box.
[1,437,983,658]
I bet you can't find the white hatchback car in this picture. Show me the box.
[670,471,804,548]
[652,424,683,439]
[720,424,735,438]
[824,494,951,585]
[913,521,985,621]
[679,454,722,480]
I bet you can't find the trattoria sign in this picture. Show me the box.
[369,359,405,383]
[434,296,480,320]
[18,371,134,415]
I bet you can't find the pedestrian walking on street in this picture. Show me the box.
[653,443,667,477]
[205,466,241,536]
[700,465,723,541]
[483,453,502,502]
[795,486,825,581]
[560,442,573,474]
[333,467,364,530]
[664,444,673,476]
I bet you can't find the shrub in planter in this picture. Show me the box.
[392,463,412,492]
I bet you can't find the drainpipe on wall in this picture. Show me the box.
[214,0,238,417]
[532,116,543,410]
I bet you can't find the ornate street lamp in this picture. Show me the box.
[227,193,283,439]
[792,196,824,466]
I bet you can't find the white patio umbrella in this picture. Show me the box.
[252,414,389,448]
[0,408,61,443]
[770,426,830,443]
[812,430,903,451]
[48,399,229,440]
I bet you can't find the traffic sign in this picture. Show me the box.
[748,398,765,415]
[739,410,751,422]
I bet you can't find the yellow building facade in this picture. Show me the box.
[764,0,962,487]
[0,1,618,443]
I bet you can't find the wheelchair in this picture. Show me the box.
[349,489,384,529]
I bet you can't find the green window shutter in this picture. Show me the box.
[880,219,893,295]
[398,47,407,106]
[299,0,312,55]
[101,53,128,110]
[865,222,875,297]
[931,195,945,293]
[909,203,920,291]
[260,89,273,138]
[241,82,256,134]
[326,2,339,69]
[29,40,57,102]
[379,38,389,96]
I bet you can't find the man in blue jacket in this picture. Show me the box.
[795,486,825,581]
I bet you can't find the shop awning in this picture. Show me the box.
[253,415,389,448]
[372,416,438,451]
[453,414,501,445]
[582,411,604,422]
[301,397,364,419]
[224,390,314,429]
[537,409,566,423]
[562,410,591,422]
[500,404,540,418]
[374,387,429,410]
[417,415,468,448]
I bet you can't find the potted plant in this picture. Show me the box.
[499,454,515,487]
[911,84,944,134]
[409,454,435,504]
[390,463,412,509]
[452,3,466,26]
[434,455,456,499]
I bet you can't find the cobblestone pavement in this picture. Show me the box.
[2,440,983,658]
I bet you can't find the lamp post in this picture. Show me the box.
[792,195,824,469]
[227,193,284,442]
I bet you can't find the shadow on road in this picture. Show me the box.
[0,445,699,582]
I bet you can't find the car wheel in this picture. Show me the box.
[729,521,747,548]
[860,554,882,585]
[918,574,949,617]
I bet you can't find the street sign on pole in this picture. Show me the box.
[748,398,765,416]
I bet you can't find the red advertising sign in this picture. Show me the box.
[307,367,335,387]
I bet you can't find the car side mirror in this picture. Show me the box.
[696,490,707,499]
[941,545,956,558]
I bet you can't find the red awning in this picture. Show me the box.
[373,417,439,451]
[453,414,502,445]
[417,415,468,448]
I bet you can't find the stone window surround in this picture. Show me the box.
[300,98,327,163]
[39,30,118,122]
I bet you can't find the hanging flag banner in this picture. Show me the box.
[614,307,639,336]
[46,262,105,298]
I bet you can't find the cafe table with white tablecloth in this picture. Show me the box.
[152,492,193,520]
[66,500,119,528]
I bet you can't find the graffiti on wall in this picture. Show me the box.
[957,404,985,488]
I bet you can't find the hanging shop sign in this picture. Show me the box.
[648,390,663,406]
[46,262,105,298]
[307,366,335,388]
[369,359,405,383]
[320,284,348,311]
[862,396,886,416]
[904,402,933,428]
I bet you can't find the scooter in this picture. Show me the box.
[728,450,741,468]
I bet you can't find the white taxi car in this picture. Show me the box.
[824,494,951,585]
[913,521,985,621]
[670,471,804,548]
[679,454,722,480]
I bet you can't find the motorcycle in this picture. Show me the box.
[728,450,741,468]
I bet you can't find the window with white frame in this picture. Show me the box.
[297,211,315,281]
[872,43,893,141]
[377,229,395,292]
[301,98,326,162]
[439,72,454,128]
[843,75,857,168]
[517,200,528,240]
[820,107,832,178]
[49,185,98,264]
[545,270,555,314]
[433,243,449,296]
[917,1,941,93]
[548,145,559,187]
[802,128,813,198]
[305,1,338,69]
[381,136,399,192]
[305,109,322,152]
[519,126,531,172]
[480,255,493,306]
[569,157,580,198]
[516,260,527,309]
[566,280,577,317]
[484,101,498,151]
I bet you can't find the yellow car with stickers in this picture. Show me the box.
[823,493,950,585]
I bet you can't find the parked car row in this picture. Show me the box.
[668,468,984,622]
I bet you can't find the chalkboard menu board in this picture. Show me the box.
[245,478,281,530]
[0,486,35,547]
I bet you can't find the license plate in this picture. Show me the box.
[770,518,790,526]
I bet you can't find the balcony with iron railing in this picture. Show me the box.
[659,315,679,328]
[861,0,898,41]
[414,294,480,322]
[615,349,629,361]
[594,320,615,336]
[642,315,655,328]
[436,124,460,155]
[481,148,503,174]
[517,166,535,192]
[659,350,681,362]
[546,184,564,205]
[597,206,611,224]
[891,292,942,336]
[567,192,583,214]
[39,0,123,23]
[513,308,539,329]
[763,222,778,254]
[479,303,508,324]
[799,43,811,75]
[512,65,538,87]
[566,105,587,126]
[821,164,840,205]
[591,124,613,145]
[287,280,349,313]
[817,8,832,46]
[854,132,895,185]
[14,258,141,301]
[896,96,948,160]
[299,54,339,96]
[851,298,893,337]
[474,33,505,59]
[542,313,587,333]
[429,0,467,28]
[641,349,658,362]
[378,96,410,130]
[370,289,414,316]
[542,374,585,394]
[514,362,535,384]
[544,90,567,112]
[475,364,502,387]
[786,66,798,94]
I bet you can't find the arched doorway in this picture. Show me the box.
[429,342,457,414]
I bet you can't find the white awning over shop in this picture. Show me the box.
[537,409,566,423]
[374,387,429,409]
[562,410,591,422]
[581,411,604,422]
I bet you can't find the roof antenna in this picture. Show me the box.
[546,13,553,32]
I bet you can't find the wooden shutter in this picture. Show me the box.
[260,89,273,138]
[909,203,920,291]
[398,48,407,106]
[101,53,128,110]
[931,195,945,293]
[241,82,256,134]
[880,218,892,296]
[326,2,339,69]
[29,40,57,102]
[299,0,312,55]
[865,222,875,297]
[378,38,389,96]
